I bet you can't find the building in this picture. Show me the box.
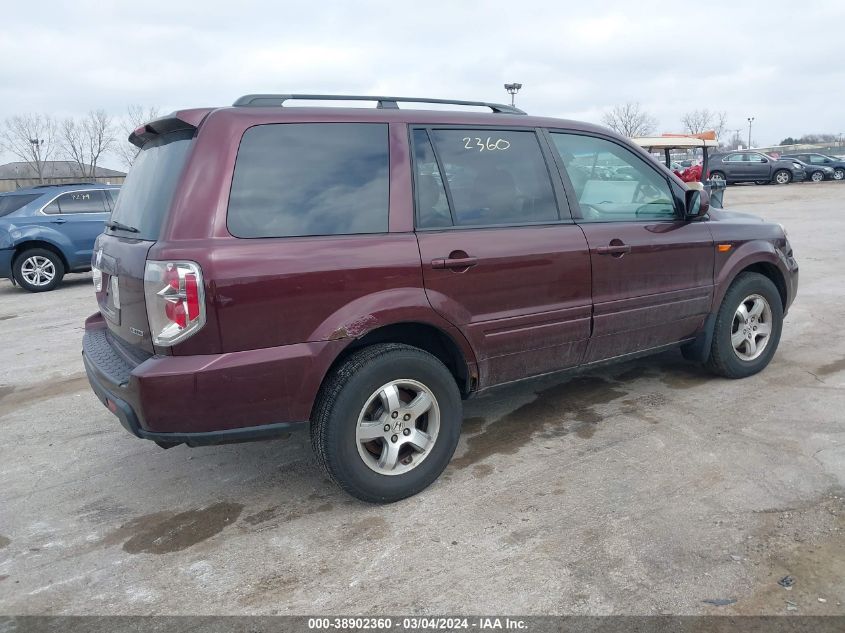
[0,161,126,192]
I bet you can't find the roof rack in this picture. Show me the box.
[31,181,96,188]
[232,94,526,115]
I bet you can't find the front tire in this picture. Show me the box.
[311,343,462,503]
[705,273,783,379]
[13,248,65,292]
[833,168,844,181]
[773,169,792,185]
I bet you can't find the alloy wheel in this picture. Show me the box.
[731,294,773,361]
[775,171,790,184]
[355,379,440,476]
[20,255,56,287]
[811,171,824,182]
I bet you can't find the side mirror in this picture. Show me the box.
[685,189,710,219]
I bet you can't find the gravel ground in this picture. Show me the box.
[0,181,843,615]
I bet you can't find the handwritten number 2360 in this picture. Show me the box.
[462,137,511,152]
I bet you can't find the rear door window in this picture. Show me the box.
[43,190,108,214]
[108,130,194,239]
[227,123,389,238]
[414,128,559,227]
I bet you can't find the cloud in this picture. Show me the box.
[1,0,843,168]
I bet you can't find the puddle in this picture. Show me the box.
[816,357,845,376]
[0,535,9,549]
[243,502,333,527]
[0,373,89,416]
[452,376,626,469]
[0,314,16,321]
[103,502,244,554]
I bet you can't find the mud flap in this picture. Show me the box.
[681,314,716,363]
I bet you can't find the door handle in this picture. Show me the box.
[50,218,67,224]
[431,256,478,270]
[596,243,631,256]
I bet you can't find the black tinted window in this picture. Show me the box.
[49,190,108,214]
[424,129,558,226]
[0,194,40,217]
[110,130,193,239]
[228,123,389,238]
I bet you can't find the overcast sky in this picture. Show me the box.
[1,0,843,169]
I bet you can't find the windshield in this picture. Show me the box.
[108,130,194,240]
[0,193,40,218]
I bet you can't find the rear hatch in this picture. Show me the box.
[93,125,196,355]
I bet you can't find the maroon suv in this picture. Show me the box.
[82,94,798,502]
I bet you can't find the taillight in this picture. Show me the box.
[144,260,206,346]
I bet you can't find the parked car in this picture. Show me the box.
[708,151,805,185]
[0,183,120,292]
[82,94,798,502]
[781,153,845,181]
[785,157,835,182]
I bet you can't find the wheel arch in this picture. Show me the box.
[685,256,788,364]
[737,261,788,310]
[13,239,70,271]
[323,321,477,400]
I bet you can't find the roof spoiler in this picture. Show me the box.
[128,109,211,148]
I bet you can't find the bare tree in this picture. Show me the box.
[681,109,727,141]
[114,105,160,169]
[59,110,116,179]
[0,114,57,183]
[601,102,658,137]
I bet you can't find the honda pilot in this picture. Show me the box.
[82,94,799,502]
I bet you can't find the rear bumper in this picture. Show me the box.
[82,313,345,444]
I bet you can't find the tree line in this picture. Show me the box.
[601,102,729,144]
[0,105,160,184]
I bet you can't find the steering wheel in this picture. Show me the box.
[633,181,662,204]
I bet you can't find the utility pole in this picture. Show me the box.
[29,138,44,183]
[747,117,755,150]
[504,83,522,107]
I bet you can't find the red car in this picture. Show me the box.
[83,94,798,502]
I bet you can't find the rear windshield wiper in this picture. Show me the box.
[105,220,139,233]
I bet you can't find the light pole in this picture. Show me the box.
[747,117,755,149]
[504,83,522,107]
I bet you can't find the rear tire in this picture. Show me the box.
[810,170,824,182]
[13,248,65,292]
[311,343,462,503]
[705,272,783,379]
[834,168,844,181]
[773,169,792,185]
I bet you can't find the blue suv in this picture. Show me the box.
[0,183,120,292]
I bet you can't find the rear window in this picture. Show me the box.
[0,194,40,217]
[227,123,389,238]
[108,130,193,239]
